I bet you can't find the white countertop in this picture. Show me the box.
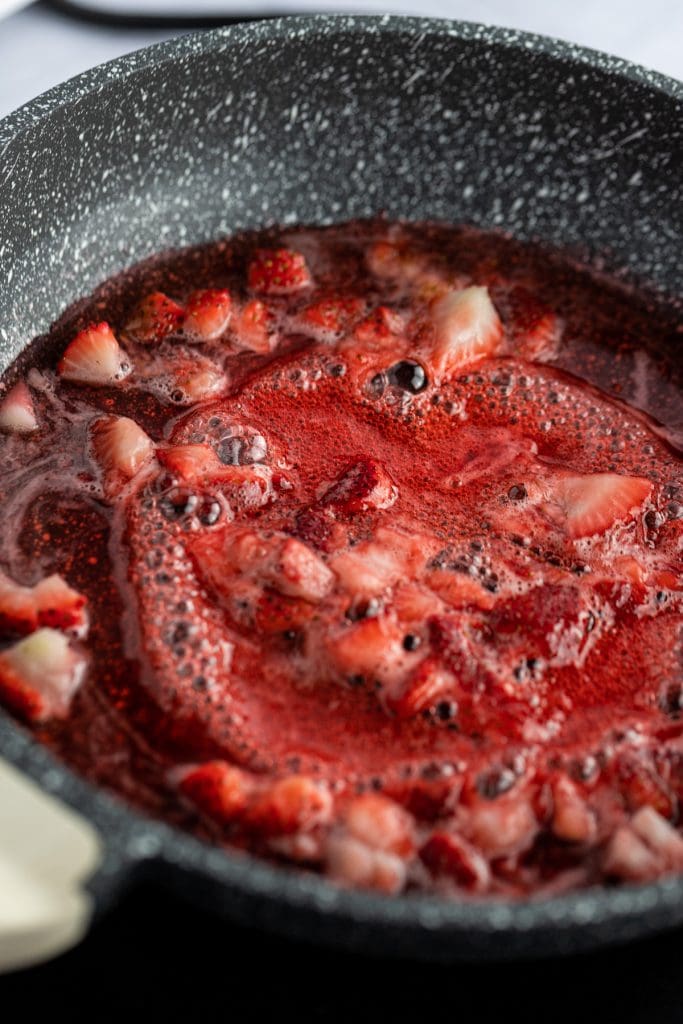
[0,1,681,121]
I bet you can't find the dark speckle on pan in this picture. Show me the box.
[0,15,681,961]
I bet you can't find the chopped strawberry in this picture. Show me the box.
[254,589,316,634]
[343,793,415,857]
[219,529,335,603]
[247,775,332,835]
[353,306,404,347]
[247,248,312,295]
[177,760,255,824]
[0,570,87,635]
[158,442,220,480]
[506,285,561,362]
[232,299,276,354]
[603,823,662,882]
[330,527,434,599]
[0,628,87,722]
[58,322,131,385]
[124,292,184,343]
[550,776,596,843]
[425,286,504,377]
[324,615,408,687]
[157,445,272,510]
[420,831,490,891]
[32,576,88,633]
[173,363,226,404]
[630,806,683,868]
[326,833,407,893]
[464,790,538,857]
[183,289,232,342]
[0,382,38,434]
[546,472,652,538]
[92,416,155,480]
[320,459,397,515]
[389,657,455,719]
[296,296,364,339]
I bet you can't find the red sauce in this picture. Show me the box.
[0,220,682,899]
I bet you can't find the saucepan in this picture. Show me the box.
[0,15,681,969]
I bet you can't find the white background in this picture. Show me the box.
[0,1,681,120]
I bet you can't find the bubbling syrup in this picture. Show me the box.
[0,219,681,897]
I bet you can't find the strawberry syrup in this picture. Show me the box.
[0,219,682,897]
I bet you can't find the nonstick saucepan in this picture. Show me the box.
[0,15,681,969]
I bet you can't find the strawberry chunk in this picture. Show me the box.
[124,292,184,343]
[183,289,232,342]
[0,382,38,434]
[232,299,277,354]
[343,793,415,857]
[0,570,87,635]
[0,628,87,722]
[92,416,155,480]
[58,322,131,385]
[420,831,490,891]
[353,306,404,347]
[546,472,652,538]
[426,286,504,377]
[169,358,226,404]
[296,296,364,339]
[247,775,332,835]
[217,529,335,603]
[550,776,596,843]
[177,761,255,825]
[247,249,312,295]
[320,459,397,515]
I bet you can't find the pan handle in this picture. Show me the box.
[0,755,102,973]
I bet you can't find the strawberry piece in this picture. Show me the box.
[420,831,490,890]
[247,775,332,835]
[353,306,404,346]
[0,628,86,722]
[183,289,232,343]
[158,442,220,480]
[124,292,184,343]
[177,761,255,824]
[0,570,87,635]
[254,589,316,634]
[232,299,276,354]
[32,576,88,633]
[296,296,364,339]
[247,248,312,295]
[218,529,335,603]
[389,656,455,719]
[630,806,683,868]
[0,382,37,434]
[157,445,272,510]
[170,361,226,404]
[603,823,663,881]
[426,286,504,376]
[464,790,538,857]
[92,416,155,480]
[550,776,596,843]
[58,322,131,385]
[546,472,652,538]
[324,615,409,687]
[320,459,397,515]
[507,285,561,362]
[326,834,407,894]
[343,793,415,857]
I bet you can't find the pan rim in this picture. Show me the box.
[0,14,682,955]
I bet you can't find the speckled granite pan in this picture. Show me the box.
[0,15,682,961]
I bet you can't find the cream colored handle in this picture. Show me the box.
[0,756,102,973]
